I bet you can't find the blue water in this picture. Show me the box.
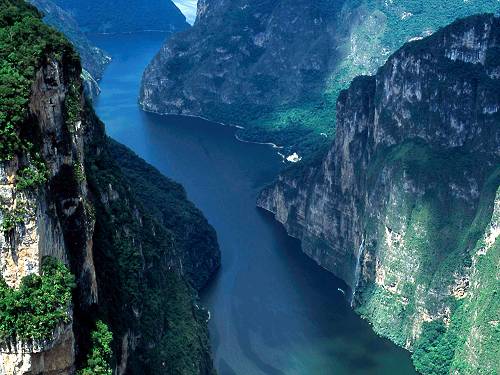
[91,32,417,375]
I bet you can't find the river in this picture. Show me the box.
[91,32,417,375]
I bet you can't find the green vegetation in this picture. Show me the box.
[0,257,75,343]
[29,0,110,82]
[78,320,113,375]
[0,0,80,194]
[0,204,27,232]
[0,0,78,161]
[84,108,216,374]
[107,139,220,289]
[411,189,500,375]
[356,138,500,373]
[412,320,459,375]
[65,80,82,130]
[1,1,216,373]
[16,156,48,190]
[73,161,85,182]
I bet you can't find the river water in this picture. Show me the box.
[91,32,417,375]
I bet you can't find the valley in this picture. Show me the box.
[92,31,417,375]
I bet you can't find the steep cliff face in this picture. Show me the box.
[29,0,111,98]
[140,0,500,155]
[0,2,219,374]
[258,14,500,374]
[0,3,97,372]
[50,0,189,34]
[83,108,219,375]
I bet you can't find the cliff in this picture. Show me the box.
[83,109,219,375]
[0,1,219,373]
[50,0,189,34]
[258,14,500,374]
[29,0,111,99]
[140,0,500,155]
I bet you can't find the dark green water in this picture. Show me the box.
[91,32,417,375]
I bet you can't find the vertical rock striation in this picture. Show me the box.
[258,14,500,374]
[140,0,345,123]
[0,2,219,373]
[0,39,96,375]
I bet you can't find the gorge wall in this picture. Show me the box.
[258,14,500,375]
[0,1,219,373]
[140,0,500,154]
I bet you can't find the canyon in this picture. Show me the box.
[140,0,500,154]
[0,0,499,374]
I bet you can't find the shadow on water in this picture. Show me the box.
[91,32,418,375]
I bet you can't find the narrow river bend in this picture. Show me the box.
[91,32,417,375]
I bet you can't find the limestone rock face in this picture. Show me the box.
[258,14,500,372]
[0,55,96,374]
[140,0,344,118]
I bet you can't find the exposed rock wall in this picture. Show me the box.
[140,0,345,121]
[0,53,96,374]
[258,14,500,373]
[83,115,219,374]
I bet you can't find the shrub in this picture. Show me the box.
[78,320,113,375]
[0,257,75,343]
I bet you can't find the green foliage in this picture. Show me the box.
[228,1,500,154]
[107,139,220,289]
[16,156,48,190]
[0,257,75,343]
[0,203,27,232]
[78,320,113,375]
[65,81,82,129]
[84,108,216,374]
[412,321,459,375]
[73,161,85,182]
[29,0,110,81]
[0,0,79,161]
[357,139,500,374]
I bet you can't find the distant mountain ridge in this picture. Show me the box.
[50,0,189,33]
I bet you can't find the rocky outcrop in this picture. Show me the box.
[140,0,500,153]
[258,14,500,374]
[0,41,97,375]
[140,0,344,129]
[83,108,219,375]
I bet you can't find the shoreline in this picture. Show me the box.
[140,106,288,152]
